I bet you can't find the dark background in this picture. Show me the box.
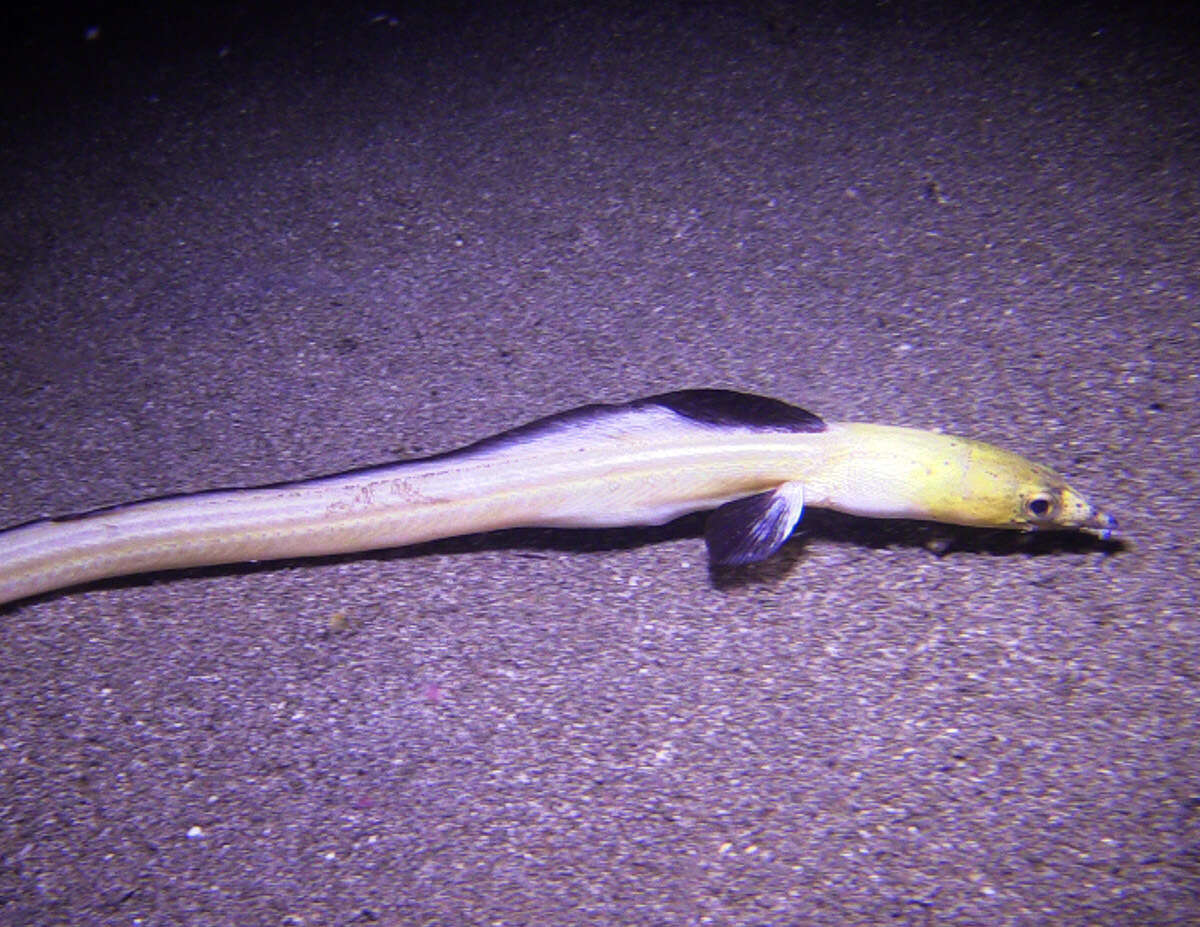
[1,2,1197,924]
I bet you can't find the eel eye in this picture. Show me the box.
[1027,496,1053,519]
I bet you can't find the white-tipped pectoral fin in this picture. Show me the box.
[704,481,806,566]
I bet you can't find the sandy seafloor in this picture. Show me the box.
[1,1,1197,924]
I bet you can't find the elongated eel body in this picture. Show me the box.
[0,390,1115,605]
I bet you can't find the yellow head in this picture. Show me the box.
[815,423,1117,539]
[944,437,1116,538]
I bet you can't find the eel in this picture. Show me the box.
[0,389,1116,606]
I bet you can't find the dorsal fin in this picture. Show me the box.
[391,389,825,472]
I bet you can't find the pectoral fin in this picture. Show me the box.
[704,482,806,565]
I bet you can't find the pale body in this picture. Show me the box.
[0,391,1114,606]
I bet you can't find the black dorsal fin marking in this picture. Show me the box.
[643,390,825,433]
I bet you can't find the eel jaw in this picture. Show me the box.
[1080,511,1118,542]
[1054,483,1118,542]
